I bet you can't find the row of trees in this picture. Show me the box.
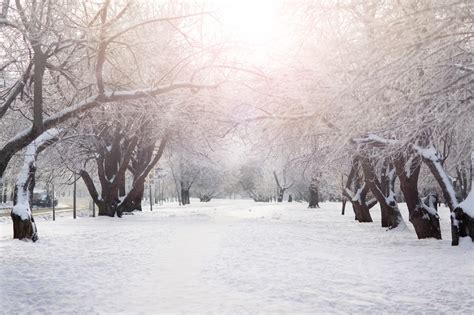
[1,0,472,247]
[0,0,255,240]
[229,0,473,245]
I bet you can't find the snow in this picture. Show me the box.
[353,134,399,145]
[0,200,472,314]
[352,183,365,202]
[405,155,414,178]
[458,187,474,218]
[366,134,398,145]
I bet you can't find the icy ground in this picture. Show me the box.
[1,200,473,314]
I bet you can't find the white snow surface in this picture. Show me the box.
[1,200,473,314]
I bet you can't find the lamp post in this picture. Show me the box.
[73,176,77,219]
[52,182,55,221]
[149,179,153,211]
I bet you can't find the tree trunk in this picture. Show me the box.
[273,171,292,203]
[308,180,320,208]
[11,130,58,241]
[395,156,441,239]
[119,180,144,212]
[11,171,38,242]
[420,148,473,245]
[360,157,403,229]
[277,187,284,202]
[351,195,374,222]
[343,158,374,222]
[181,184,190,205]
[130,181,144,211]
[11,212,37,241]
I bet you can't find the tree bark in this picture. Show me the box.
[343,157,374,223]
[395,155,441,239]
[181,185,190,205]
[419,147,473,245]
[308,179,320,208]
[11,162,38,242]
[360,157,404,229]
[11,130,58,241]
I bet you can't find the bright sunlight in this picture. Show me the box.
[217,0,278,45]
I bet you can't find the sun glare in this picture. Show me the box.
[217,0,278,46]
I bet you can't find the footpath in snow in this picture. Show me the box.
[0,200,473,314]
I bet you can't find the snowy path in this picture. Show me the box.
[0,200,473,314]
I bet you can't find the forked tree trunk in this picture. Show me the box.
[343,157,374,223]
[273,171,292,203]
[419,148,473,245]
[395,155,441,239]
[360,157,404,229]
[350,187,375,223]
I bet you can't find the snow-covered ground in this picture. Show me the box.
[1,200,473,314]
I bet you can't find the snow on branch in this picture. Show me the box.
[414,144,459,210]
[1,82,218,177]
[352,134,399,146]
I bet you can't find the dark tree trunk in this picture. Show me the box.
[11,131,57,241]
[119,179,145,212]
[11,164,38,242]
[181,184,190,205]
[130,181,144,211]
[351,192,374,223]
[277,187,284,202]
[343,158,374,223]
[395,156,441,239]
[273,171,292,203]
[421,149,473,245]
[360,157,403,229]
[452,206,474,246]
[11,212,37,240]
[308,180,319,208]
[96,201,114,217]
